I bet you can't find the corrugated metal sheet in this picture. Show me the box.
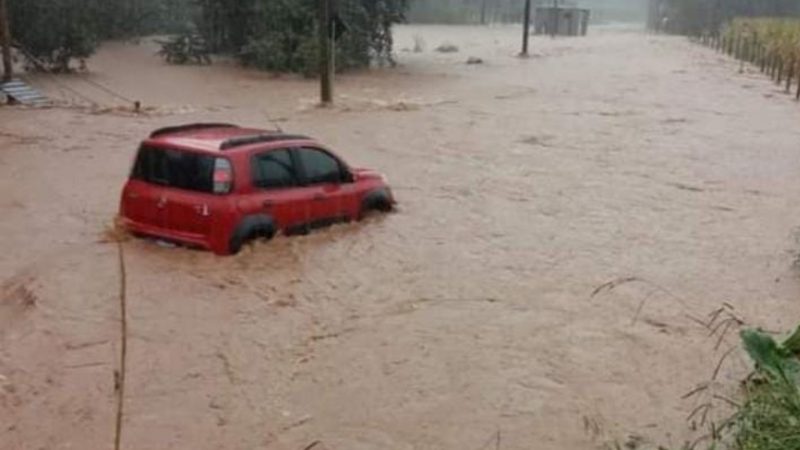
[1,79,48,105]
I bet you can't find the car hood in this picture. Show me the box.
[353,168,385,181]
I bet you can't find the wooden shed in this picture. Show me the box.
[534,7,590,36]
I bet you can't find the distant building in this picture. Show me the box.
[534,7,590,36]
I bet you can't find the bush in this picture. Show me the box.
[198,0,408,75]
[729,327,800,450]
[9,0,99,72]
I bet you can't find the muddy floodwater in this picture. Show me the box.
[2,25,800,450]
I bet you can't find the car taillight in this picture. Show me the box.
[213,158,233,194]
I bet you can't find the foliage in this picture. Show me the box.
[724,17,800,65]
[8,0,196,72]
[649,0,800,35]
[8,0,99,72]
[196,0,409,76]
[729,328,800,450]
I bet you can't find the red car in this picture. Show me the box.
[119,123,394,255]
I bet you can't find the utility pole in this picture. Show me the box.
[551,0,558,38]
[521,0,531,56]
[0,0,12,83]
[319,0,333,105]
[480,0,488,25]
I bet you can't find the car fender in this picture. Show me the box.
[229,214,276,254]
[360,187,394,216]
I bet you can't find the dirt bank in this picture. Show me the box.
[2,25,800,450]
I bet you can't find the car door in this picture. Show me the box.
[294,147,357,226]
[248,148,314,230]
[160,149,219,239]
[124,145,169,230]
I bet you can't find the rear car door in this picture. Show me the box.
[248,148,313,230]
[295,147,358,226]
[123,146,169,229]
[159,149,221,238]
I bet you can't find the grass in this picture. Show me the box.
[724,18,800,64]
[726,327,800,450]
[674,325,800,450]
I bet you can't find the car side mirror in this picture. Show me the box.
[342,170,355,183]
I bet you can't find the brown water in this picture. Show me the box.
[2,25,800,450]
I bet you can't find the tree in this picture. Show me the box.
[8,0,98,72]
[198,0,409,75]
[0,0,11,82]
[649,0,800,34]
[8,0,195,72]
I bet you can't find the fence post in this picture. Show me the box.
[785,57,794,93]
[796,68,800,100]
[734,33,742,59]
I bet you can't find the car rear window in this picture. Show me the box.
[131,146,218,193]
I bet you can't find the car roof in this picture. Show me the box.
[144,124,316,153]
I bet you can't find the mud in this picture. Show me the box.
[2,25,800,450]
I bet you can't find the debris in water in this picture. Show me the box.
[435,43,459,53]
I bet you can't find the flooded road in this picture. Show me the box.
[3,25,800,449]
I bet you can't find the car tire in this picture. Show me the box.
[359,188,393,219]
[229,215,276,255]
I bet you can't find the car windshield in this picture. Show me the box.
[131,145,216,193]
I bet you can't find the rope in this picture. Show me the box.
[78,76,136,105]
[11,42,98,106]
[113,241,128,450]
[12,40,137,107]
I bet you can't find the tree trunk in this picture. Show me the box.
[521,0,531,56]
[0,0,12,83]
[319,0,332,104]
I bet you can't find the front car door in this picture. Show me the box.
[294,147,358,226]
[248,148,313,231]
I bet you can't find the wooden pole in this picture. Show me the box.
[521,0,531,56]
[319,0,332,105]
[785,57,794,93]
[796,68,800,100]
[480,0,488,25]
[0,0,12,83]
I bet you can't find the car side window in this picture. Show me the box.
[296,147,343,185]
[251,149,297,189]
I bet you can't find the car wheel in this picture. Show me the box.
[360,189,393,219]
[229,215,276,255]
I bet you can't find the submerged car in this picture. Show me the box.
[119,123,395,255]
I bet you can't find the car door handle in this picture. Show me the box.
[263,200,274,208]
[194,204,210,216]
[313,194,325,201]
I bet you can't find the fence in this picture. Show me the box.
[693,18,800,101]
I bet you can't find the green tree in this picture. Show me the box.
[9,0,99,72]
[197,0,409,75]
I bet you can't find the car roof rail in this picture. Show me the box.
[150,123,239,138]
[219,133,312,150]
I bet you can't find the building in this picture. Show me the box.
[534,7,590,36]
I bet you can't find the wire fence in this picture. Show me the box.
[693,18,800,101]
